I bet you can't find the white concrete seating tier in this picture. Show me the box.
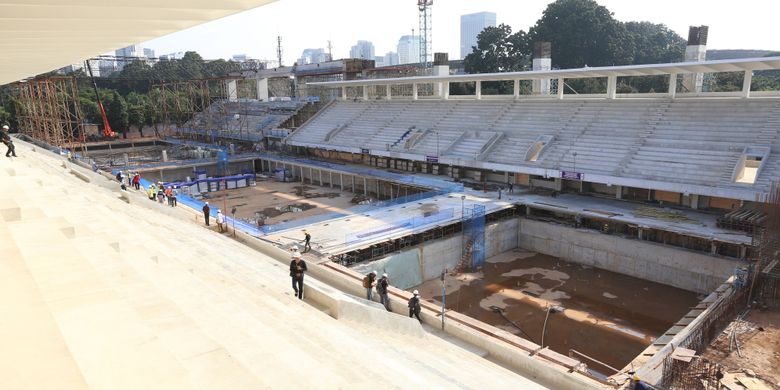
[288,97,780,189]
[0,141,541,389]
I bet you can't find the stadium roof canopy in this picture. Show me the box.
[0,0,277,85]
[310,56,780,86]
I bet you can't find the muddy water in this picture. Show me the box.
[412,249,701,373]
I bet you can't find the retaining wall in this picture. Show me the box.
[517,219,742,294]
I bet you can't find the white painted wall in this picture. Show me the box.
[518,219,742,294]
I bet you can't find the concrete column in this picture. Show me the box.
[363,178,367,195]
[329,171,333,188]
[352,175,355,192]
[476,81,482,100]
[362,86,368,101]
[742,70,753,98]
[300,166,304,182]
[341,87,347,101]
[340,173,344,190]
[615,185,622,200]
[740,245,747,260]
[691,194,699,210]
[682,26,708,93]
[668,73,677,98]
[606,75,617,99]
[513,79,520,99]
[638,228,643,240]
[557,78,565,99]
[257,78,269,101]
[711,241,718,255]
[319,169,323,186]
[386,84,391,100]
[413,84,418,100]
[443,82,450,100]
[226,80,238,102]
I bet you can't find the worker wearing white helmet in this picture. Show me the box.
[408,289,422,323]
[377,273,390,311]
[289,251,307,299]
[1,124,16,158]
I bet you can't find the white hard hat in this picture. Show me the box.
[413,290,419,295]
[2,125,8,129]
[291,245,299,251]
[371,270,377,275]
[292,252,301,258]
[205,201,209,204]
[382,273,387,277]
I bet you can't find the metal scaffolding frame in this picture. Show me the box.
[12,76,86,152]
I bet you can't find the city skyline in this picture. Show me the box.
[141,0,780,66]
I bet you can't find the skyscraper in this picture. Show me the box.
[349,41,375,60]
[460,12,497,60]
[298,48,330,65]
[397,35,420,65]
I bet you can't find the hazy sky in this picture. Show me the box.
[142,0,779,64]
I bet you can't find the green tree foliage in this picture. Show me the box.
[529,0,634,68]
[464,24,530,74]
[625,22,686,65]
[106,90,129,137]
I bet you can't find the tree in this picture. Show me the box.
[625,22,685,65]
[117,60,153,94]
[128,104,146,136]
[179,51,205,79]
[529,0,634,68]
[203,59,242,78]
[106,90,129,138]
[464,24,531,74]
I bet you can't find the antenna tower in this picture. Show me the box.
[327,40,333,61]
[417,0,433,68]
[276,36,283,67]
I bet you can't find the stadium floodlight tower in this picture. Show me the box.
[418,0,433,69]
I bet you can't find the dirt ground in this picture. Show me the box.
[701,309,780,388]
[413,249,701,374]
[205,179,357,226]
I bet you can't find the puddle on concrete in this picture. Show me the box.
[413,251,700,372]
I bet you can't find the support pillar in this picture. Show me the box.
[386,84,391,100]
[363,177,367,195]
[691,194,699,210]
[638,228,643,240]
[557,78,564,99]
[340,173,344,190]
[476,81,482,100]
[606,75,617,99]
[668,73,677,98]
[319,169,323,186]
[615,185,623,200]
[711,242,718,255]
[352,175,355,192]
[341,87,347,101]
[513,79,520,99]
[443,82,449,100]
[742,70,753,98]
[329,171,333,188]
[363,86,368,101]
[413,84,418,100]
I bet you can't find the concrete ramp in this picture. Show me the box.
[305,278,424,338]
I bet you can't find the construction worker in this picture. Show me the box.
[377,273,390,311]
[408,290,422,323]
[216,210,225,233]
[165,187,174,206]
[132,173,140,190]
[170,186,178,207]
[363,271,377,301]
[632,375,652,390]
[147,184,155,200]
[302,230,311,252]
[202,202,211,226]
[1,125,16,157]
[289,251,307,299]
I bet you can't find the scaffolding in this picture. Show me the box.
[751,181,780,307]
[453,204,485,274]
[12,76,86,152]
